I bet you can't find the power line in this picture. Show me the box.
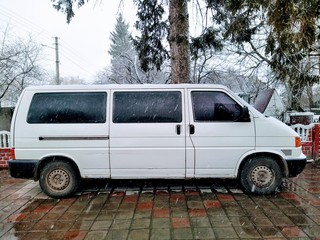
[60,51,96,76]
[0,3,103,79]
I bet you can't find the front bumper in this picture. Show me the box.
[286,158,307,177]
[8,160,38,179]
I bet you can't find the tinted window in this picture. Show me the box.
[27,92,107,124]
[113,91,182,123]
[192,91,242,121]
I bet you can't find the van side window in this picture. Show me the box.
[27,92,107,124]
[191,91,242,122]
[113,91,182,123]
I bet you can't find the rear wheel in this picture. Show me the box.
[39,161,79,198]
[240,156,282,195]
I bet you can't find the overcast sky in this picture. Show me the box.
[0,0,136,82]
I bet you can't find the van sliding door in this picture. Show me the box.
[110,90,186,178]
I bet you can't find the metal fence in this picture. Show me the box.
[0,131,10,148]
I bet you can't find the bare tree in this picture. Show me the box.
[0,27,44,106]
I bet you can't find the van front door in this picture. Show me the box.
[109,90,186,178]
[188,90,255,177]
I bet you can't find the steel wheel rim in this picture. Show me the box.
[47,169,70,191]
[250,165,274,188]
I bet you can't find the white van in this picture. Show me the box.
[8,84,306,198]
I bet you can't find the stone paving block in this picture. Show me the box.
[150,228,171,240]
[32,220,55,231]
[172,228,193,239]
[131,218,151,229]
[209,215,232,227]
[64,230,87,240]
[115,210,135,219]
[171,209,189,218]
[123,195,139,204]
[257,226,285,238]
[151,218,171,229]
[188,208,207,217]
[249,217,274,227]
[1,230,26,240]
[203,199,221,209]
[84,230,108,240]
[300,225,320,238]
[137,201,153,211]
[233,226,261,238]
[128,228,150,240]
[193,227,215,239]
[270,216,296,226]
[2,164,320,239]
[105,229,129,240]
[110,219,132,229]
[280,226,308,238]
[7,221,33,232]
[90,220,113,230]
[96,210,117,220]
[229,216,253,227]
[213,226,238,238]
[71,220,94,230]
[171,217,191,228]
[133,210,152,219]
[77,211,99,221]
[190,217,211,228]
[187,200,204,209]
[206,208,227,217]
[153,208,170,218]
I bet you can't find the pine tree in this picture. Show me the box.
[107,14,137,84]
[106,13,168,84]
[108,14,131,59]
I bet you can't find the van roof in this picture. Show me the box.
[24,84,230,91]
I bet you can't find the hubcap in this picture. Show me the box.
[250,166,274,188]
[47,169,70,190]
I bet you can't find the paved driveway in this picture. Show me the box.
[1,163,320,239]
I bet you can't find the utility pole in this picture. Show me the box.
[54,37,60,85]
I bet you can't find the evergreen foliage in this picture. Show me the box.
[108,14,131,59]
[52,0,320,109]
[132,0,169,72]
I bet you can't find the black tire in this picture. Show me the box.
[240,156,282,195]
[39,161,79,198]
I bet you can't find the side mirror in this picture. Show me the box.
[237,106,251,122]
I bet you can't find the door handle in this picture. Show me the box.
[189,124,195,135]
[176,125,181,135]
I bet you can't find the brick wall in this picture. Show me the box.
[302,143,313,159]
[300,127,313,159]
[299,124,320,160]
[0,148,11,169]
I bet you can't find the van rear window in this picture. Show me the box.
[27,92,107,124]
[113,91,182,123]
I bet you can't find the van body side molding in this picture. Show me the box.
[39,136,109,141]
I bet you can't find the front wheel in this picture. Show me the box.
[39,161,79,198]
[240,156,282,195]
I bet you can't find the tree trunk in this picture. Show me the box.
[306,83,314,109]
[169,0,190,84]
[289,82,305,111]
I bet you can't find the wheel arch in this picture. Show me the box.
[34,155,81,181]
[237,152,288,179]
